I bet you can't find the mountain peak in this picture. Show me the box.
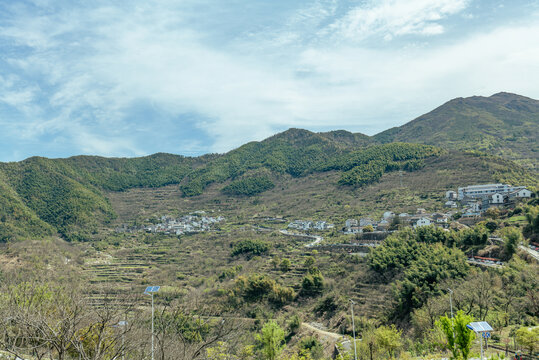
[373,92,538,170]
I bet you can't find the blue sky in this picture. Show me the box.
[1,0,538,161]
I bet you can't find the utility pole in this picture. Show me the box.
[350,299,357,360]
[144,286,160,360]
[448,288,455,353]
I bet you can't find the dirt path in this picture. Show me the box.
[301,322,343,340]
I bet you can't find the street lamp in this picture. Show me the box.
[144,286,160,360]
[448,288,455,352]
[349,299,357,360]
[447,288,454,324]
[114,320,128,360]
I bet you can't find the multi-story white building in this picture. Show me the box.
[457,183,526,200]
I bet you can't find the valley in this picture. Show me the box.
[0,93,538,359]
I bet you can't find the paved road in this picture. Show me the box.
[466,259,504,268]
[279,230,323,247]
[520,245,539,262]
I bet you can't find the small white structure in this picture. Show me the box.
[359,218,374,227]
[491,193,505,204]
[446,191,457,200]
[432,213,448,223]
[383,211,395,220]
[515,189,532,198]
[444,201,458,208]
[345,219,358,228]
[469,202,481,212]
[413,217,432,228]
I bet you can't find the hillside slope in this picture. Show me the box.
[1,91,538,242]
[373,92,539,170]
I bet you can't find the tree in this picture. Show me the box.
[256,321,285,360]
[502,227,522,260]
[301,268,325,296]
[436,310,475,360]
[298,336,323,360]
[363,225,374,233]
[303,256,315,269]
[280,259,291,272]
[515,327,539,356]
[374,325,402,359]
[287,315,301,336]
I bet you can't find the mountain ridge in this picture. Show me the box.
[372,92,539,169]
[0,92,537,242]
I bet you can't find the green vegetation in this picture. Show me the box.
[180,135,443,196]
[515,326,539,356]
[437,310,475,360]
[223,176,275,196]
[64,152,196,191]
[369,229,470,317]
[373,92,539,170]
[256,321,285,360]
[0,94,539,358]
[231,239,270,257]
[0,157,115,241]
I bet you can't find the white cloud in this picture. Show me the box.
[1,0,539,159]
[324,0,469,40]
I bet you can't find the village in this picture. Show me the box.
[341,183,533,234]
[144,213,225,235]
[283,183,537,267]
[115,212,225,235]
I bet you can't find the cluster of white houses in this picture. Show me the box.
[342,183,534,234]
[445,183,533,215]
[343,209,450,233]
[145,214,225,235]
[288,220,335,231]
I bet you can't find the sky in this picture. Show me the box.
[1,0,538,161]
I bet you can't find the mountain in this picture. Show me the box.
[0,93,538,242]
[373,92,539,170]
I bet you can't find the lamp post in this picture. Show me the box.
[144,286,160,360]
[448,288,455,353]
[117,321,128,360]
[350,299,357,360]
[447,288,454,324]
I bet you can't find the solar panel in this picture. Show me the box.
[466,321,493,333]
[144,286,161,293]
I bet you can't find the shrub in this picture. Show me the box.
[231,239,270,257]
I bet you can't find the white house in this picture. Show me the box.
[491,193,505,204]
[345,219,358,228]
[446,191,457,200]
[432,213,448,223]
[413,217,432,228]
[469,202,481,213]
[515,189,532,198]
[359,218,374,227]
[383,211,395,220]
[458,183,525,200]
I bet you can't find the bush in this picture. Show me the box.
[222,176,275,196]
[231,239,270,257]
[232,274,295,306]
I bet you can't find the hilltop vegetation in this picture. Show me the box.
[374,92,539,170]
[0,92,538,243]
[0,132,456,242]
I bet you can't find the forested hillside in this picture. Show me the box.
[373,92,539,170]
[1,92,538,242]
[0,126,537,242]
